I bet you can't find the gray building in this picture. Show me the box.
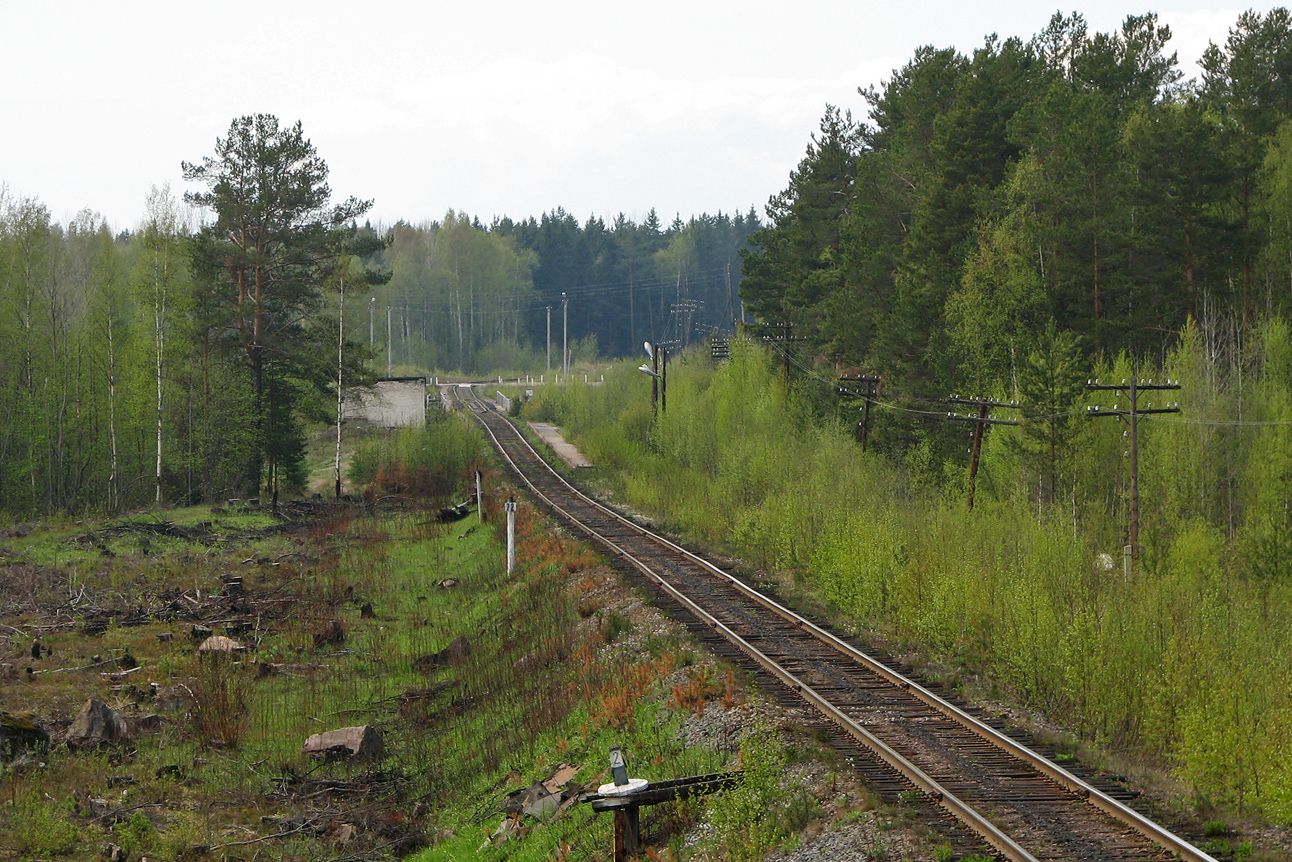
[343,377,427,427]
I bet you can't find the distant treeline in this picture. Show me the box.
[743,10,1292,400]
[371,208,760,373]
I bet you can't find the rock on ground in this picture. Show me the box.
[67,699,131,747]
[304,725,385,762]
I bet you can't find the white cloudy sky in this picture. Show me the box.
[0,1,1272,230]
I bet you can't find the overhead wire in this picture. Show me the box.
[764,336,1292,428]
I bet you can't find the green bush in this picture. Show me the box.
[707,730,815,861]
[113,811,156,853]
[349,416,484,502]
[10,796,80,856]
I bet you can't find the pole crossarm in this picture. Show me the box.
[946,396,1019,410]
[948,414,1020,426]
[1086,407,1181,417]
[838,375,881,451]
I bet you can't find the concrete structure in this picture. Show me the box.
[344,377,427,427]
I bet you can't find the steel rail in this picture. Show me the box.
[465,390,1215,862]
[465,393,1037,862]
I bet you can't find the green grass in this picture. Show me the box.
[522,338,1292,828]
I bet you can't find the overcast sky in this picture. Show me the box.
[0,1,1275,231]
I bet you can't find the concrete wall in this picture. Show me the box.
[344,378,427,427]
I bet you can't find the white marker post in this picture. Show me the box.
[505,497,517,574]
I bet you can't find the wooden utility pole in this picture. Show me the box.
[659,344,668,413]
[670,299,701,349]
[1086,377,1181,557]
[947,396,1021,510]
[335,272,344,498]
[761,321,804,376]
[838,374,880,452]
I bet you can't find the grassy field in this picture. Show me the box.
[0,413,849,862]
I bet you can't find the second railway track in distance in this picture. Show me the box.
[455,385,1216,862]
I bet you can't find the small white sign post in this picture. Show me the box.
[505,497,517,574]
[475,471,484,522]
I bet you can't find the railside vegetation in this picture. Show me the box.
[524,336,1292,824]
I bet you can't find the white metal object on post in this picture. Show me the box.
[597,778,649,796]
[505,498,517,574]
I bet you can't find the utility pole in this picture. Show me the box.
[386,305,392,377]
[725,261,735,333]
[336,272,344,499]
[761,321,802,376]
[671,299,700,349]
[838,374,880,452]
[660,344,667,413]
[369,296,375,348]
[947,396,1021,510]
[562,292,569,376]
[1086,377,1181,559]
[545,305,552,374]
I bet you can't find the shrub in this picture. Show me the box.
[9,796,80,856]
[707,730,815,861]
[349,417,483,503]
[190,655,250,749]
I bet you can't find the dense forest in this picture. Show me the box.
[372,207,759,372]
[743,9,1292,404]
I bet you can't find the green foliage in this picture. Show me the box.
[536,336,1292,824]
[9,794,81,856]
[1012,322,1088,504]
[112,811,157,853]
[708,730,813,861]
[741,9,1292,432]
[349,416,483,502]
[183,114,377,501]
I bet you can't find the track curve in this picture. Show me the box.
[459,385,1215,862]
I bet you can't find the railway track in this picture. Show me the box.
[453,384,1216,862]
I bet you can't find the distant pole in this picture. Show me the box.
[505,496,517,574]
[369,296,376,348]
[546,305,552,373]
[838,374,880,452]
[1086,377,1181,557]
[946,397,1021,510]
[562,292,569,376]
[660,345,667,413]
[336,273,344,498]
[386,305,392,376]
[652,348,659,416]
